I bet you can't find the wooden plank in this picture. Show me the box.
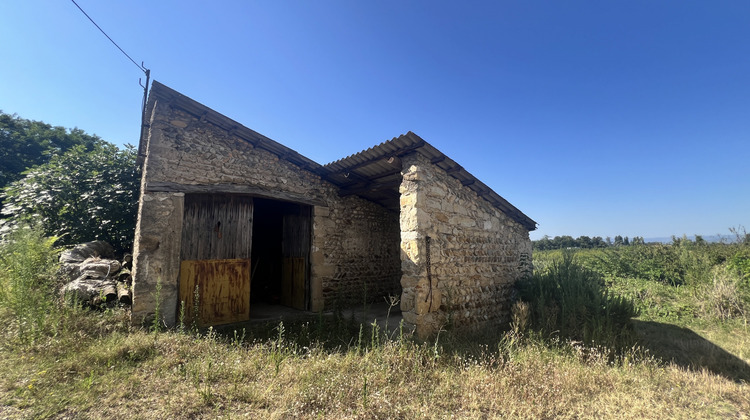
[281,207,311,311]
[181,194,254,261]
[281,259,293,307]
[179,259,251,326]
[292,258,306,310]
[282,209,311,258]
[147,182,327,207]
[280,257,307,310]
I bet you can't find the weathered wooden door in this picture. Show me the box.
[281,206,311,310]
[179,194,253,326]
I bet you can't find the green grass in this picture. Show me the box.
[1,315,747,419]
[1,231,749,418]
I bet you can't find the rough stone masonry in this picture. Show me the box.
[399,152,532,335]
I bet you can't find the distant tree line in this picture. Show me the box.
[533,235,646,251]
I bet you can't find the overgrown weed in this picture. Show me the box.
[516,251,639,351]
[0,227,61,345]
[701,265,748,321]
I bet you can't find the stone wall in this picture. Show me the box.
[143,106,329,199]
[313,198,401,308]
[399,152,532,338]
[131,191,184,326]
[132,95,401,325]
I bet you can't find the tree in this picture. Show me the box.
[1,143,140,253]
[592,236,607,248]
[557,235,576,249]
[533,235,553,251]
[0,111,102,190]
[576,235,593,249]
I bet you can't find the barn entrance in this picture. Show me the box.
[251,198,311,312]
[178,194,312,327]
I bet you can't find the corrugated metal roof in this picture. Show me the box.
[323,133,537,231]
[143,81,536,230]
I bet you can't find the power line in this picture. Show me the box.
[70,0,151,155]
[70,0,147,74]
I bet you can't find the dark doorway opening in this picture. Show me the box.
[251,198,311,312]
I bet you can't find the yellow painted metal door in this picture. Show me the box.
[179,259,251,326]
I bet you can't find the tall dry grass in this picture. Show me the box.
[2,322,748,419]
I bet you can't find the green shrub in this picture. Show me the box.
[517,252,638,349]
[727,249,750,282]
[0,226,61,344]
[1,143,140,254]
[645,245,687,285]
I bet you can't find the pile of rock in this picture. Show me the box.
[60,241,132,306]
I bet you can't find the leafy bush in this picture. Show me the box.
[593,245,686,285]
[0,227,61,344]
[589,240,748,289]
[1,143,140,253]
[516,252,638,348]
[727,250,750,282]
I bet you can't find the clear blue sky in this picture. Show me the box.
[2,1,748,240]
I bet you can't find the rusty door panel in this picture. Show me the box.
[179,259,251,326]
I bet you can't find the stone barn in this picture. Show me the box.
[131,81,536,337]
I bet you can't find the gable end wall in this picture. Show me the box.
[399,152,532,337]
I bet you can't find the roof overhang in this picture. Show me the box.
[324,132,537,231]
